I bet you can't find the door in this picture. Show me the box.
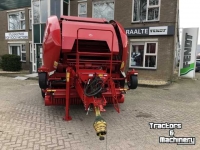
[32,44,37,72]
[36,44,43,70]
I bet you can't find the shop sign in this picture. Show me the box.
[179,28,199,78]
[125,26,175,36]
[149,26,168,35]
[125,27,149,36]
[5,32,28,40]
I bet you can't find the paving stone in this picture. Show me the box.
[0,75,200,150]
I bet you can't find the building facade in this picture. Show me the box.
[1,0,179,81]
[69,0,180,81]
[0,0,32,70]
[31,0,70,72]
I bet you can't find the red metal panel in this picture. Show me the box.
[44,96,124,106]
[61,21,119,54]
[64,68,72,121]
[76,69,107,82]
[60,15,107,23]
[38,16,138,133]
[40,16,61,72]
[110,21,129,72]
[77,29,114,52]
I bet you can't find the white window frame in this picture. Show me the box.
[33,0,49,24]
[32,0,40,24]
[29,43,33,62]
[48,0,63,19]
[7,11,26,31]
[8,44,26,62]
[92,0,115,21]
[78,1,87,17]
[29,9,32,30]
[63,0,70,16]
[129,39,158,69]
[132,0,161,23]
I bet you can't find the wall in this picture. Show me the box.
[0,7,32,70]
[70,0,179,81]
[126,36,175,81]
[114,0,178,81]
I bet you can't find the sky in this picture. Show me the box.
[179,0,200,44]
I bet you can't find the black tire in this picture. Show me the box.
[41,89,45,98]
[128,75,138,89]
[39,72,48,89]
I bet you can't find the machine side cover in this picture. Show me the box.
[42,16,61,72]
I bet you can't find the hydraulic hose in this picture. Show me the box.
[84,76,103,97]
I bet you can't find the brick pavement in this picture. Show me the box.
[0,74,200,150]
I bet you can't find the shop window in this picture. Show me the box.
[33,0,40,24]
[40,0,48,23]
[63,1,69,16]
[51,0,61,18]
[92,0,115,21]
[41,24,46,42]
[29,9,32,29]
[8,11,25,30]
[33,0,48,24]
[132,0,160,22]
[78,2,87,17]
[130,42,157,69]
[33,24,40,43]
[9,44,26,62]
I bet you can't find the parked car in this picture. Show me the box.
[196,59,200,72]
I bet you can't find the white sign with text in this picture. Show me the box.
[149,26,168,35]
[5,32,28,40]
[179,28,199,78]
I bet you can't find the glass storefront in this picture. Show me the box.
[31,0,70,72]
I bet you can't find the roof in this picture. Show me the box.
[0,0,31,11]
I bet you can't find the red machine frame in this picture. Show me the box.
[38,15,138,140]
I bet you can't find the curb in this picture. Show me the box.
[0,73,171,88]
[0,73,38,81]
[0,73,20,78]
[137,82,171,88]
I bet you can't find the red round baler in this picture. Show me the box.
[38,15,138,140]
